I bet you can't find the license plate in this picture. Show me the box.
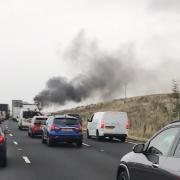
[105,126,114,129]
[61,129,72,132]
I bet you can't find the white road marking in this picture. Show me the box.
[82,143,90,147]
[100,149,105,152]
[22,156,31,164]
[127,141,137,145]
[13,141,18,145]
[17,148,23,151]
[9,134,13,137]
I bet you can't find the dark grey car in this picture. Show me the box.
[0,126,7,167]
[117,121,180,180]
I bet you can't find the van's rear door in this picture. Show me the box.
[104,112,128,135]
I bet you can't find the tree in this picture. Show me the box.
[171,80,180,120]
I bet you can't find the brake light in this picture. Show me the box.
[125,122,129,129]
[100,120,105,129]
[75,126,82,132]
[50,125,59,130]
[0,135,5,143]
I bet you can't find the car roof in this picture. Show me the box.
[166,120,180,128]
[34,116,48,118]
[53,114,78,119]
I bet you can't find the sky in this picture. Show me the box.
[0,0,180,109]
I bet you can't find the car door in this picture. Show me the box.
[161,134,180,179]
[87,114,94,135]
[129,127,180,180]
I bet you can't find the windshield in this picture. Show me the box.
[34,118,47,125]
[54,118,80,126]
[23,111,41,119]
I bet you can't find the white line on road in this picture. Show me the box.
[22,156,31,164]
[13,141,18,145]
[9,134,13,137]
[82,143,90,147]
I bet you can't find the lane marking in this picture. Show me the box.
[17,148,23,151]
[100,149,105,152]
[9,134,13,137]
[127,141,137,145]
[13,141,18,145]
[82,143,90,147]
[22,156,31,164]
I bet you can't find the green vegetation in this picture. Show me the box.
[59,94,178,139]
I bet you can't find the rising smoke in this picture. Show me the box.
[34,32,139,107]
[34,31,180,108]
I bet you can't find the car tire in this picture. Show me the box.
[0,153,7,168]
[19,125,22,130]
[121,136,126,143]
[31,133,34,138]
[87,130,91,139]
[96,130,101,141]
[117,171,129,180]
[76,141,82,148]
[41,134,46,144]
[47,136,53,147]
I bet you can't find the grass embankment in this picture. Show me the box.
[58,94,177,140]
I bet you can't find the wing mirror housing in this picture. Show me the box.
[133,144,145,153]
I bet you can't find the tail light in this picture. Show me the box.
[75,126,82,132]
[100,120,105,129]
[125,122,129,129]
[0,135,5,143]
[50,125,59,131]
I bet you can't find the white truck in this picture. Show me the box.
[87,111,129,142]
[12,100,23,122]
[18,103,41,130]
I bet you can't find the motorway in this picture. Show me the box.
[1,120,134,180]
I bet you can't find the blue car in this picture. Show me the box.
[42,115,83,147]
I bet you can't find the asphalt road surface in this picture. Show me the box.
[0,120,134,180]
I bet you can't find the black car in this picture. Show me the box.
[117,121,180,180]
[0,126,7,167]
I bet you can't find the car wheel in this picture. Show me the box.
[31,133,34,138]
[19,125,22,130]
[47,136,53,147]
[96,130,101,141]
[41,134,46,144]
[76,141,82,148]
[117,171,129,180]
[0,153,7,167]
[87,130,91,139]
[121,137,126,143]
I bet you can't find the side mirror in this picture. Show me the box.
[133,144,145,153]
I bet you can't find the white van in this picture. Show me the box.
[87,112,129,142]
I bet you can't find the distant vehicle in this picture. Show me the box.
[18,103,41,130]
[0,104,10,123]
[66,113,82,125]
[28,116,48,138]
[116,121,180,180]
[12,100,23,122]
[0,126,7,167]
[87,111,129,142]
[42,115,83,147]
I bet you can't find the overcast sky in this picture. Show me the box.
[0,0,180,109]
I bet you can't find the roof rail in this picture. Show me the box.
[170,120,180,124]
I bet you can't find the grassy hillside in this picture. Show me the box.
[58,94,178,139]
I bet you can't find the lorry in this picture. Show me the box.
[12,100,23,122]
[0,104,10,123]
[18,103,42,130]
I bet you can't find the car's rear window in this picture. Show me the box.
[35,118,47,124]
[54,118,79,126]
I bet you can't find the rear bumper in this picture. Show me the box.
[49,134,83,142]
[32,130,42,135]
[103,134,127,138]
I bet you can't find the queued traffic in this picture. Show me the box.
[0,100,180,180]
